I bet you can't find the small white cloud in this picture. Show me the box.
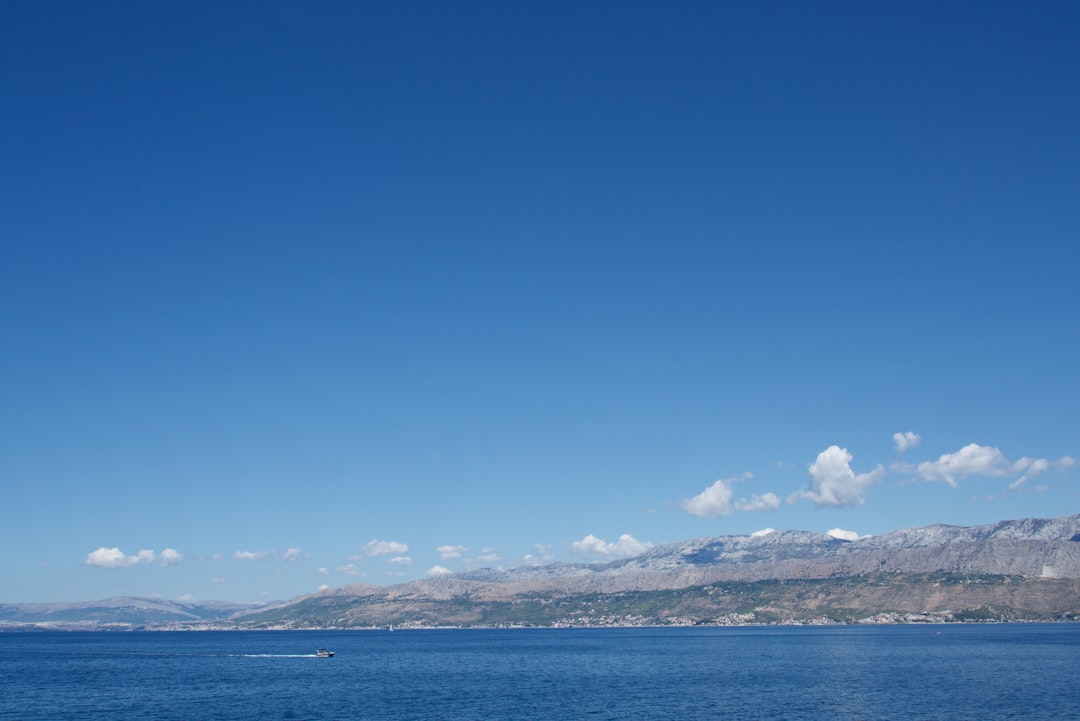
[683,478,736,517]
[86,547,157,568]
[177,593,195,602]
[477,548,501,563]
[789,445,883,507]
[211,577,226,584]
[318,584,331,591]
[337,563,364,576]
[234,548,308,562]
[317,567,330,575]
[735,492,781,512]
[684,474,778,517]
[751,528,776,538]
[427,565,453,577]
[569,533,653,558]
[524,544,554,563]
[388,556,412,566]
[893,432,921,454]
[1008,457,1048,490]
[826,528,864,541]
[438,545,467,560]
[362,540,409,557]
[1008,455,1075,491]
[159,548,183,565]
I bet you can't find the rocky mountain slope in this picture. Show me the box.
[233,514,1080,628]
[5,515,1079,629]
[455,514,1080,591]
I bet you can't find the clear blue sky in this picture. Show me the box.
[2,1,1077,604]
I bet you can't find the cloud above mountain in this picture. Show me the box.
[915,443,1074,489]
[362,540,409,557]
[86,547,182,568]
[232,549,307,562]
[684,474,780,517]
[159,548,183,565]
[683,434,1073,522]
[438,545,467,560]
[827,528,866,541]
[789,445,884,508]
[569,534,653,557]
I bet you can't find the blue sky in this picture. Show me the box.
[2,1,1077,604]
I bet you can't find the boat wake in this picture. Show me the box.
[235,653,320,658]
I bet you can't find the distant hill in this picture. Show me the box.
[5,515,1080,630]
[0,597,267,630]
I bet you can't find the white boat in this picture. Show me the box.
[316,649,334,657]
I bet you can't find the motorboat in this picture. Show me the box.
[316,649,334,657]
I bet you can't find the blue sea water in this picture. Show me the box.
[1,624,1078,720]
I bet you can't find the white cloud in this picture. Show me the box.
[893,432,921,454]
[86,546,157,569]
[177,594,195,602]
[1008,455,1075,491]
[427,565,453,577]
[914,444,1074,490]
[438,545,467,560]
[789,445,884,507]
[388,556,412,566]
[916,443,1009,487]
[826,528,865,541]
[736,492,781,512]
[569,533,653,558]
[684,473,778,518]
[683,478,735,517]
[159,548,183,565]
[317,567,330,575]
[751,528,776,538]
[234,548,307,562]
[523,544,554,563]
[477,548,501,563]
[337,563,364,576]
[211,577,226,584]
[362,540,409,557]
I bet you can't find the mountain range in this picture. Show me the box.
[5,514,1080,630]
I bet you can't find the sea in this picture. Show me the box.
[1,624,1078,720]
